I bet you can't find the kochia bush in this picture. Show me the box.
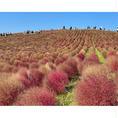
[45,70,69,94]
[74,76,117,106]
[74,65,117,106]
[15,68,44,88]
[14,87,56,106]
[105,55,118,72]
[0,77,24,105]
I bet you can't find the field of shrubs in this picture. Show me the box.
[0,29,118,106]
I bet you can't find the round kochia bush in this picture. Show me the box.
[13,87,56,106]
[58,63,76,78]
[0,78,25,105]
[105,55,118,72]
[15,68,44,88]
[46,70,69,94]
[28,69,44,86]
[81,53,100,73]
[114,72,118,98]
[82,64,110,79]
[64,57,79,76]
[74,74,117,106]
[107,51,116,57]
[77,53,85,61]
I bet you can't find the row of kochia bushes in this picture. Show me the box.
[0,30,91,66]
[0,50,118,106]
[0,36,87,73]
[1,29,117,70]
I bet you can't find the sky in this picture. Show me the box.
[0,12,118,33]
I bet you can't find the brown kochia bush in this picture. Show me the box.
[105,55,118,72]
[15,68,44,88]
[13,87,56,106]
[57,57,82,78]
[74,67,117,106]
[107,51,116,57]
[0,77,25,106]
[82,64,110,79]
[57,63,75,78]
[114,72,118,99]
[81,53,100,74]
[64,57,80,76]
[39,62,56,75]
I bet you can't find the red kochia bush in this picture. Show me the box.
[74,76,117,106]
[107,52,116,57]
[84,53,100,63]
[14,87,56,106]
[58,63,75,78]
[64,57,79,76]
[46,70,69,94]
[40,58,49,64]
[105,55,118,72]
[114,72,118,97]
[77,53,85,61]
[0,78,24,105]
[16,68,44,88]
[28,69,44,86]
[16,68,32,88]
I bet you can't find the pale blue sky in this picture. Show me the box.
[0,12,117,33]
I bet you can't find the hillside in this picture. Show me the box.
[0,29,118,106]
[0,29,118,64]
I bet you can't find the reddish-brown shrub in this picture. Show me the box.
[0,77,25,105]
[82,64,110,79]
[45,70,69,94]
[105,55,118,72]
[40,58,49,64]
[39,63,54,75]
[15,68,32,88]
[28,69,44,86]
[64,57,79,76]
[114,72,118,98]
[107,52,116,57]
[13,87,56,106]
[77,53,85,61]
[74,75,117,106]
[81,53,100,73]
[58,63,75,78]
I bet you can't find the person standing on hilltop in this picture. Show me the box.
[117,27,118,32]
[100,26,102,30]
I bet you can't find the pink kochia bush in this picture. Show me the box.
[15,68,44,88]
[81,53,100,73]
[40,58,49,64]
[77,53,85,61]
[55,56,68,65]
[0,78,25,105]
[74,67,117,106]
[105,55,118,72]
[58,63,76,78]
[82,64,110,79]
[107,51,116,57]
[64,57,79,76]
[15,68,31,88]
[45,70,69,94]
[29,69,44,86]
[13,87,56,106]
[114,72,118,98]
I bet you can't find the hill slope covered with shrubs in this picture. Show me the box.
[0,29,118,106]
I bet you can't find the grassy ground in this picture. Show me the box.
[56,75,80,106]
[95,48,105,63]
